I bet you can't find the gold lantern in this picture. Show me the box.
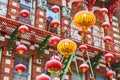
[57,39,77,57]
[73,11,96,31]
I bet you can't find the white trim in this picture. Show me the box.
[28,57,32,80]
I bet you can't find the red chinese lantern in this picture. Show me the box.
[20,9,30,18]
[79,63,89,73]
[36,73,51,80]
[49,36,60,45]
[45,59,62,75]
[51,5,60,13]
[50,55,61,61]
[78,29,83,35]
[78,45,88,53]
[50,20,60,28]
[15,64,26,75]
[16,44,27,54]
[104,53,114,67]
[103,36,112,43]
[102,22,110,29]
[52,77,60,80]
[18,25,29,34]
[100,8,108,16]
[106,70,115,80]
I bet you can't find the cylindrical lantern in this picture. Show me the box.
[16,44,27,54]
[20,9,30,18]
[101,22,110,29]
[78,44,87,53]
[57,39,77,57]
[50,55,61,61]
[36,73,51,80]
[106,70,115,80]
[49,36,60,45]
[79,63,89,73]
[50,20,60,28]
[103,36,112,43]
[51,5,60,13]
[45,59,62,76]
[15,64,26,75]
[18,25,29,34]
[73,11,96,31]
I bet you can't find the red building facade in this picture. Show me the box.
[0,0,120,80]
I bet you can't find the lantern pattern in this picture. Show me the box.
[106,70,115,80]
[45,59,62,75]
[50,55,61,61]
[103,36,112,43]
[36,73,51,80]
[100,8,108,16]
[51,5,60,13]
[20,9,30,18]
[78,44,87,53]
[73,11,96,31]
[52,77,60,80]
[101,22,110,29]
[16,44,27,54]
[15,64,26,75]
[50,20,60,28]
[18,25,29,34]
[49,36,60,45]
[57,39,77,57]
[79,63,89,73]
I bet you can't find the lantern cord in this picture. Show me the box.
[74,55,81,80]
[86,51,94,77]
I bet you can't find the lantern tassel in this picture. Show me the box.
[107,61,111,68]
[18,70,22,75]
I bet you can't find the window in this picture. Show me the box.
[20,0,32,7]
[0,0,8,16]
[46,6,60,21]
[13,56,32,80]
[96,73,106,80]
[38,0,47,9]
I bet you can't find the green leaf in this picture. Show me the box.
[38,35,51,62]
[90,51,104,73]
[8,26,20,54]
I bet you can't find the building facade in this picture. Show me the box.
[0,0,120,80]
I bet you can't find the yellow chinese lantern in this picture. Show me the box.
[57,39,77,57]
[73,11,96,31]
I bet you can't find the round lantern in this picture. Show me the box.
[18,25,29,34]
[104,53,114,62]
[50,20,60,28]
[50,55,61,61]
[102,22,110,29]
[103,36,112,43]
[104,53,114,67]
[51,5,60,13]
[45,59,62,76]
[78,29,83,35]
[49,36,60,45]
[15,64,26,75]
[100,8,108,16]
[20,9,30,18]
[52,77,60,80]
[79,63,89,73]
[73,11,96,31]
[106,70,115,80]
[57,39,77,57]
[36,73,51,80]
[16,44,27,54]
[78,44,87,53]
